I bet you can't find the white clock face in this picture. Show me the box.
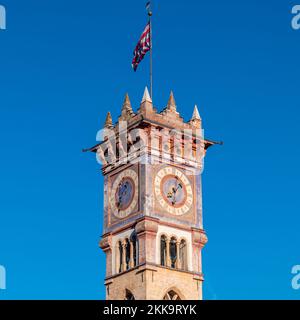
[154,166,193,216]
[110,169,138,219]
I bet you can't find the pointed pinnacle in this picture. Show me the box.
[141,87,152,103]
[192,105,201,121]
[104,112,113,129]
[167,91,176,111]
[123,93,131,106]
[122,93,134,115]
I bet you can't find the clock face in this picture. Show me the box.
[110,169,138,219]
[154,166,193,216]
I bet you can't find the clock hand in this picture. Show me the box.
[117,183,129,209]
[172,178,180,196]
[174,184,182,193]
[169,186,177,206]
[166,178,183,205]
[117,195,123,209]
[172,183,183,205]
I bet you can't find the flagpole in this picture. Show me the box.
[148,4,153,100]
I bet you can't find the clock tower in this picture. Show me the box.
[85,88,218,300]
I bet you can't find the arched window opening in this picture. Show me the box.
[130,231,138,267]
[160,235,167,266]
[118,241,123,273]
[125,289,135,300]
[163,290,181,300]
[179,239,187,271]
[170,237,177,269]
[133,240,137,266]
[125,239,130,270]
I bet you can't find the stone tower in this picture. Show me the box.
[85,88,218,300]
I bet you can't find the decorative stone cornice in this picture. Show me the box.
[99,234,112,252]
[135,217,159,235]
[192,228,208,247]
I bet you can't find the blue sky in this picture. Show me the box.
[0,0,300,300]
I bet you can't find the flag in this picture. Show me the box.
[132,22,151,72]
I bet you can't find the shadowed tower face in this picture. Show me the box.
[86,88,215,300]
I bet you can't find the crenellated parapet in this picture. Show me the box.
[84,87,221,175]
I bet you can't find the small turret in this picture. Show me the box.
[138,87,153,114]
[104,112,113,129]
[166,91,177,112]
[120,93,135,120]
[161,91,180,116]
[189,105,202,128]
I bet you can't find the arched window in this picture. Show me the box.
[170,237,177,268]
[130,231,138,267]
[116,233,139,274]
[125,289,135,300]
[160,235,167,266]
[125,239,130,270]
[118,241,123,273]
[163,290,181,300]
[179,239,187,270]
[133,240,137,267]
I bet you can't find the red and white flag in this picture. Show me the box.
[132,22,151,72]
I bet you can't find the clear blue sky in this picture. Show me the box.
[0,0,300,300]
